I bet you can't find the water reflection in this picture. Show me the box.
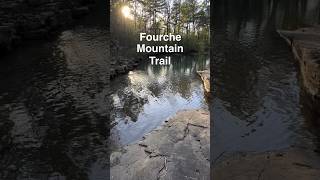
[110,55,209,146]
[212,0,320,159]
[0,27,109,180]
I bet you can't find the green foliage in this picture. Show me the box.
[111,0,210,52]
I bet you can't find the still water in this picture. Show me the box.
[110,55,209,146]
[0,21,209,180]
[0,6,109,180]
[212,0,320,160]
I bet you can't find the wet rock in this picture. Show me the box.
[278,26,320,121]
[197,70,210,94]
[278,26,320,100]
[111,109,210,180]
[132,62,139,67]
[115,65,127,74]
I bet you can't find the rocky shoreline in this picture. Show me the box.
[110,109,210,180]
[197,70,210,94]
[0,0,96,53]
[278,26,320,115]
[212,26,320,180]
[110,56,140,79]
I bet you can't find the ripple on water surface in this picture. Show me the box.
[212,0,320,159]
[0,27,109,180]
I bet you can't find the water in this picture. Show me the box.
[110,55,209,146]
[212,0,320,160]
[0,5,110,180]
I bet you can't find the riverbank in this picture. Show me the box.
[213,148,320,179]
[0,0,96,53]
[110,56,140,79]
[110,40,141,79]
[212,25,320,180]
[110,109,210,180]
[278,26,320,116]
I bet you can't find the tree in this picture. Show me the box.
[171,0,182,34]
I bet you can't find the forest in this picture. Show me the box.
[110,0,210,53]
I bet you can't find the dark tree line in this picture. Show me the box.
[111,0,210,51]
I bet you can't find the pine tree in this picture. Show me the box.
[171,0,182,34]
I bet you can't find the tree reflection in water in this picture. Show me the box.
[0,28,109,180]
[110,55,209,146]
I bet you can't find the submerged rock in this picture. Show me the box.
[111,109,210,180]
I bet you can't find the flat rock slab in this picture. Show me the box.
[213,149,320,180]
[278,26,320,98]
[110,109,210,180]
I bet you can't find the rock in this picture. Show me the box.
[126,63,134,70]
[197,70,210,94]
[278,26,320,99]
[132,62,139,67]
[278,26,320,120]
[111,109,210,180]
[116,65,127,74]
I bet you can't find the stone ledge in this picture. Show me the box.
[110,109,210,180]
[278,26,320,99]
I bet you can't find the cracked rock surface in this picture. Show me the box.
[110,109,210,180]
[213,148,320,180]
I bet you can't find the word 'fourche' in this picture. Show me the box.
[137,33,183,65]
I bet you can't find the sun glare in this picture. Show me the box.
[122,6,134,20]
